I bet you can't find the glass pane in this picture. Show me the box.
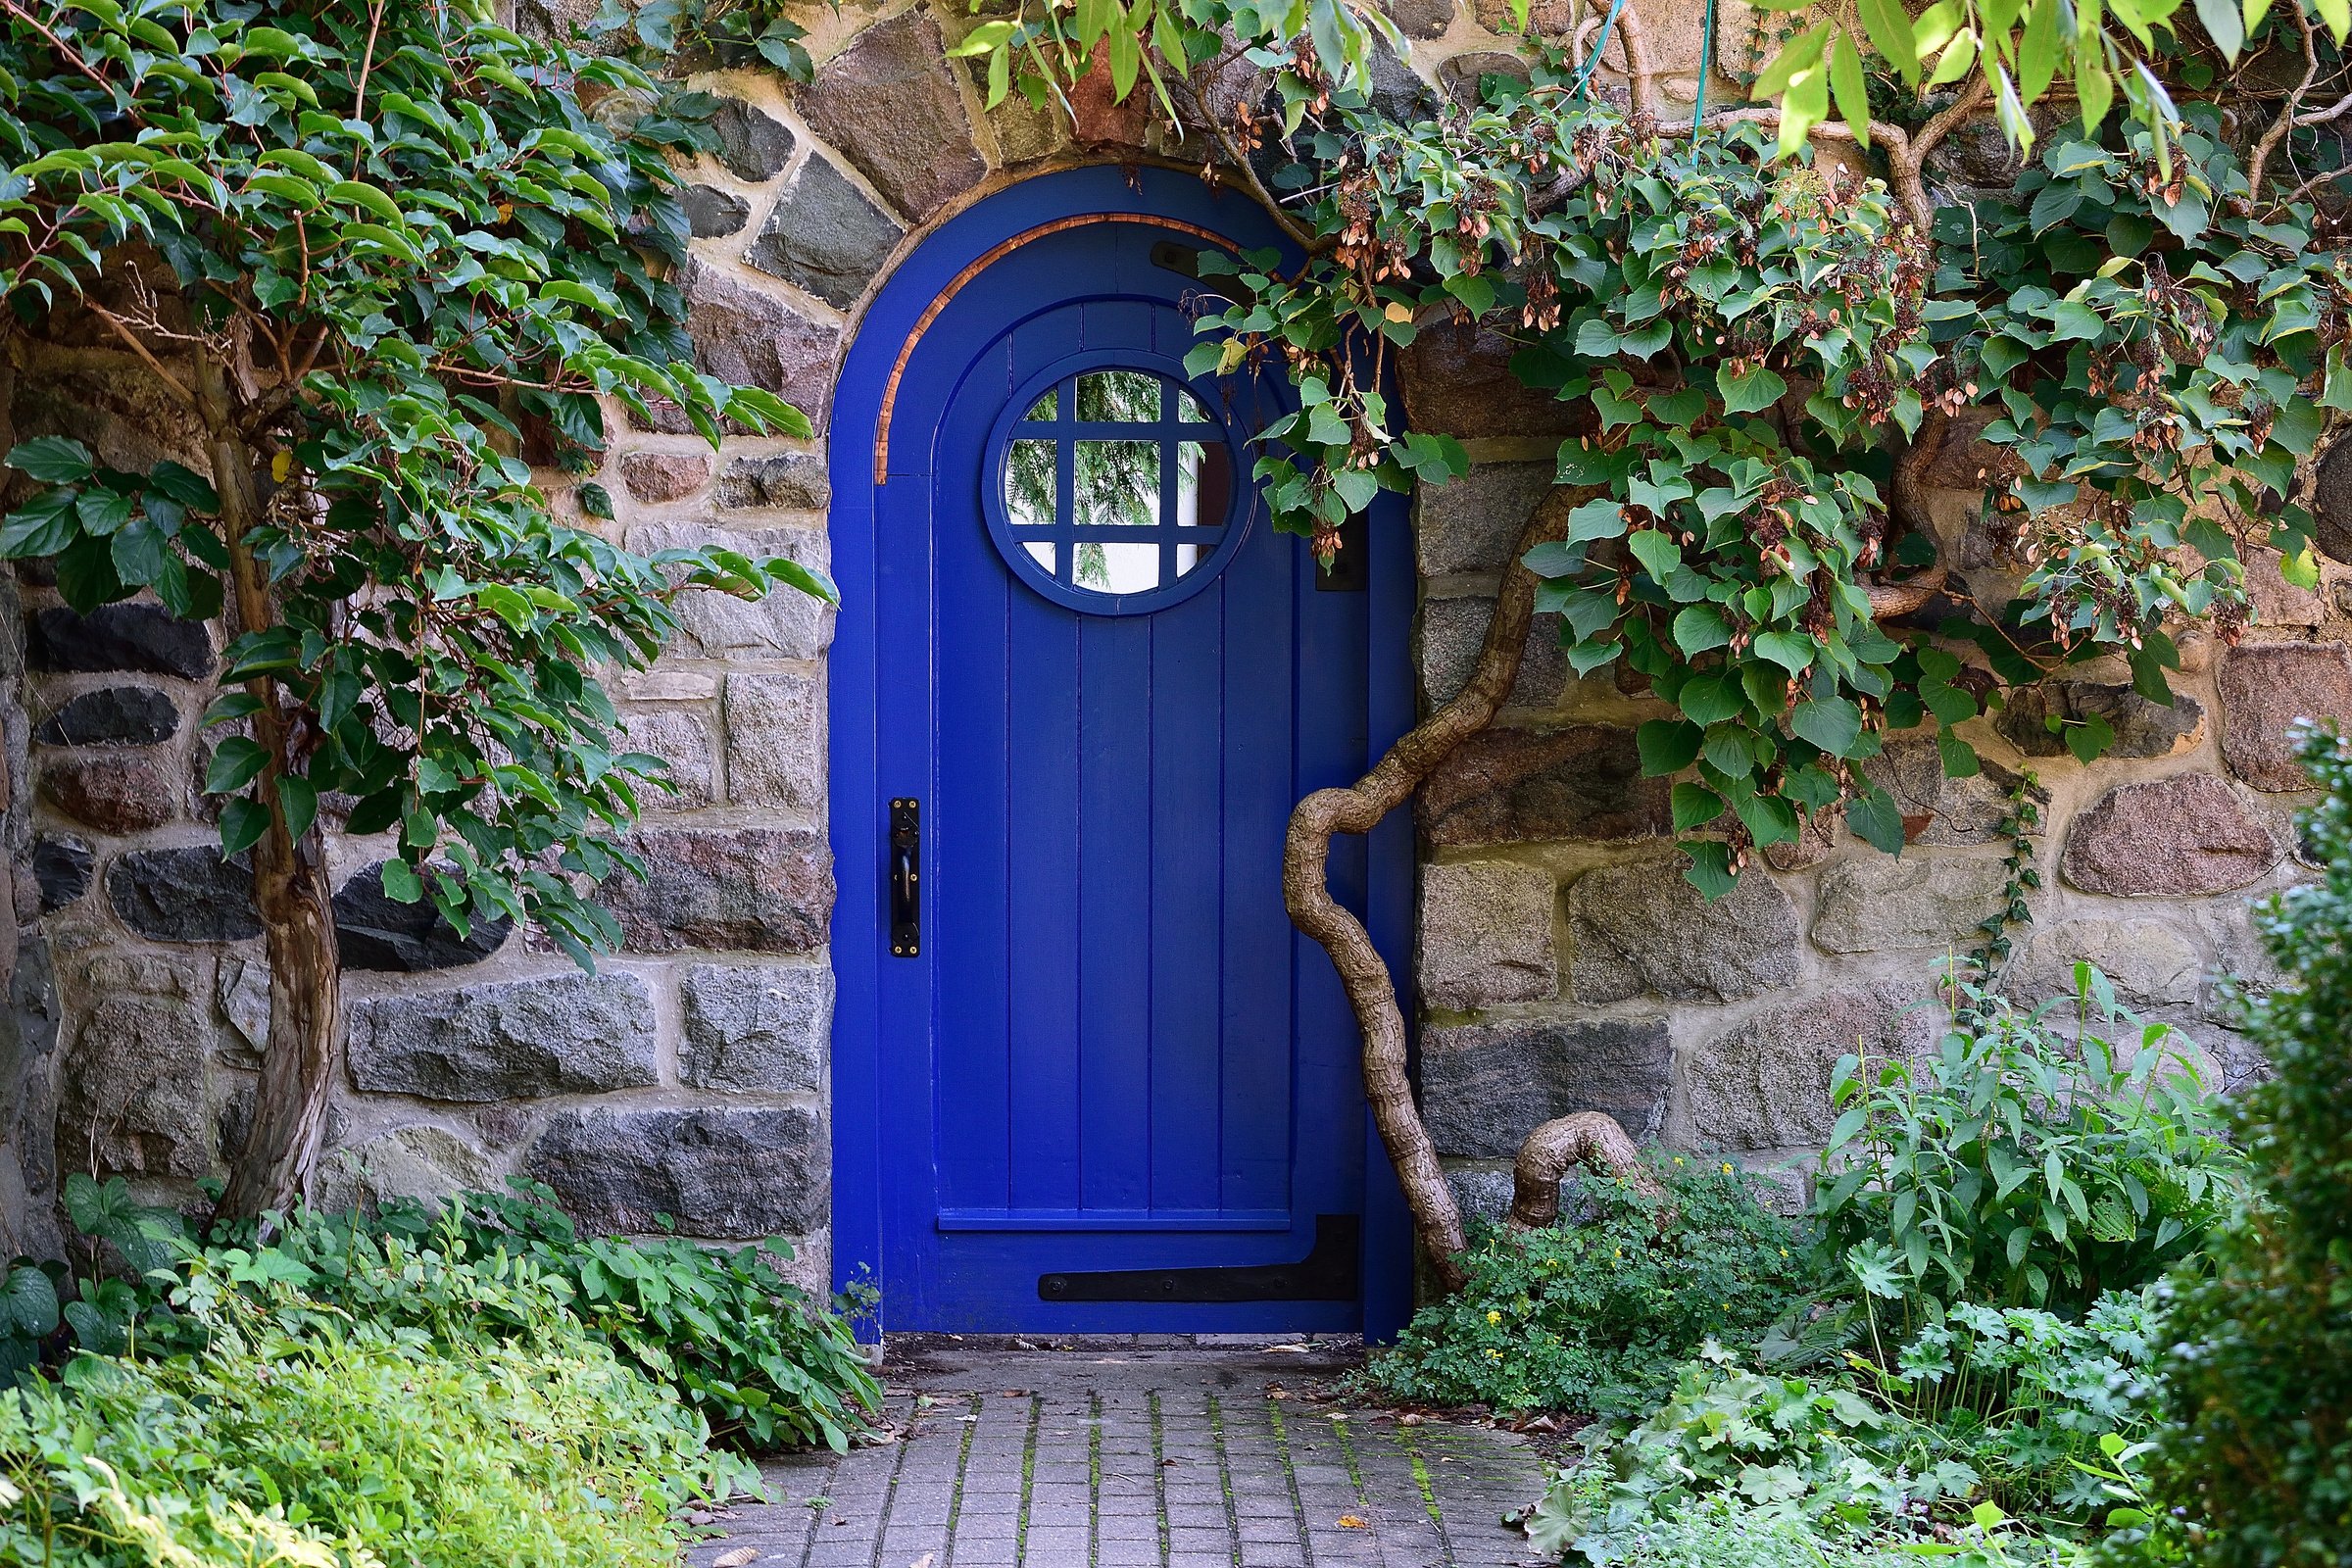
[1004,439,1056,527]
[1073,440,1158,526]
[1076,369,1162,422]
[1023,541,1055,574]
[1022,385,1057,420]
[1075,540,1161,594]
[1176,386,1210,421]
[1176,441,1229,529]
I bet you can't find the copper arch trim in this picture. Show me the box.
[871,213,1238,484]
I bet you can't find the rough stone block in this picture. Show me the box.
[26,605,213,679]
[2013,917,2204,1007]
[1435,52,1533,107]
[1419,597,1565,708]
[749,153,905,310]
[796,12,985,220]
[40,751,177,832]
[316,1125,493,1213]
[1398,321,1579,438]
[1994,680,2204,760]
[1862,736,2040,848]
[58,997,211,1177]
[625,521,833,659]
[681,961,832,1093]
[1419,725,1671,847]
[715,452,830,513]
[1444,1164,1516,1229]
[2245,547,2328,629]
[1420,1016,1673,1157]
[523,1105,829,1237]
[107,846,262,942]
[1566,855,1801,1004]
[680,262,839,430]
[1416,861,1556,1012]
[2060,773,2281,896]
[619,707,717,809]
[346,971,658,1102]
[1811,855,2012,954]
[711,98,797,182]
[725,671,824,812]
[1382,0,1456,35]
[599,824,834,954]
[1415,462,1554,576]
[34,685,178,746]
[682,184,750,238]
[1686,985,1937,1152]
[332,862,511,972]
[616,451,711,504]
[2217,642,2352,791]
[31,836,92,911]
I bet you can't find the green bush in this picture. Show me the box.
[204,1180,881,1451]
[1362,1154,1808,1420]
[0,1259,752,1568]
[1814,970,2248,1325]
[2144,722,2352,1566]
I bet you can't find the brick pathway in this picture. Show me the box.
[688,1340,1553,1568]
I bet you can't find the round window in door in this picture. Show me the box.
[983,352,1248,614]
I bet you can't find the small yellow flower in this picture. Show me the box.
[1722,1162,1735,1175]
[1487,1310,1501,1325]
[1486,1348,1501,1359]
[1613,1248,1623,1259]
[1673,1155,1685,1166]
[1780,1248,1789,1258]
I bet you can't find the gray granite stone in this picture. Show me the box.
[346,971,658,1102]
[1567,854,1801,1004]
[1420,1016,1673,1157]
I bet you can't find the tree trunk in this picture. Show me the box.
[1282,487,1577,1295]
[192,356,343,1224]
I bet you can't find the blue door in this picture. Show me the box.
[832,171,1411,1335]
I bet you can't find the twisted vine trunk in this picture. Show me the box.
[195,355,343,1224]
[1283,486,1580,1294]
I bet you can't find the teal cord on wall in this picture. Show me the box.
[1568,0,1629,101]
[1694,0,1715,128]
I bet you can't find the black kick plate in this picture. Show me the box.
[1037,1214,1360,1303]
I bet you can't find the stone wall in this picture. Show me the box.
[6,0,2338,1288]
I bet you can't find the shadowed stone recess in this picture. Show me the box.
[599,825,834,954]
[2061,773,2281,895]
[1812,856,2012,954]
[681,961,831,1093]
[30,837,92,911]
[1399,321,1577,437]
[1435,51,1533,106]
[710,97,796,181]
[1567,855,1801,1004]
[58,997,210,1177]
[1420,725,1671,847]
[346,971,658,1102]
[1382,0,1457,37]
[524,1104,828,1236]
[1995,680,2205,760]
[2217,642,2352,791]
[1421,1016,1673,1157]
[748,154,904,310]
[34,686,178,746]
[795,12,984,220]
[107,846,261,942]
[1688,985,1937,1151]
[27,605,212,679]
[332,862,511,972]
[681,184,750,238]
[1417,860,1556,1012]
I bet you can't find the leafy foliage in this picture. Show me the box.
[2144,723,2352,1566]
[0,1260,750,1568]
[1361,1154,1808,1420]
[1813,968,2248,1323]
[0,0,831,964]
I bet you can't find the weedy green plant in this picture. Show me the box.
[0,1261,752,1568]
[1361,1154,1808,1420]
[207,1181,879,1452]
[1814,967,2248,1325]
[2144,722,2352,1566]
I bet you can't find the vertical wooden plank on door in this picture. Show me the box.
[1145,579,1225,1216]
[932,334,1015,1215]
[1075,608,1154,1213]
[1217,504,1296,1216]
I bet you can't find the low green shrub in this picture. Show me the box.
[0,1259,752,1568]
[1362,1154,1808,1420]
[1814,969,2248,1325]
[204,1179,881,1451]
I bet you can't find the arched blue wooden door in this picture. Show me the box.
[830,169,1412,1336]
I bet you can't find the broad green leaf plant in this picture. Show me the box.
[0,0,832,1215]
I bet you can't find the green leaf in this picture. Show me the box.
[1637,718,1704,775]
[1718,363,1789,416]
[7,437,94,484]
[1857,0,1919,81]
[219,798,271,858]
[1672,782,1727,831]
[577,481,614,520]
[1789,695,1864,756]
[1845,787,1906,853]
[205,736,270,795]
[2193,0,2244,59]
[379,857,424,903]
[1751,630,1817,673]
[1672,603,1732,655]
[1628,529,1682,581]
[1829,29,1871,147]
[278,775,319,842]
[1682,842,1738,900]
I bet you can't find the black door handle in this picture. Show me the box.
[889,798,919,956]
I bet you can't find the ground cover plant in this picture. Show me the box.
[1363,1153,1808,1421]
